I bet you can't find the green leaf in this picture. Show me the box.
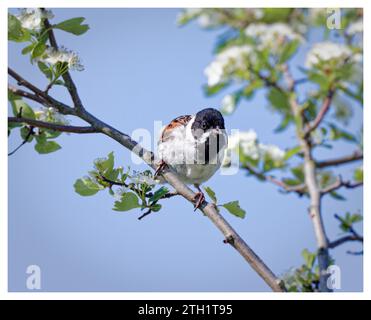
[204,186,217,203]
[150,204,162,212]
[54,17,90,35]
[222,201,246,219]
[328,123,357,142]
[301,249,316,269]
[10,99,36,119]
[284,146,301,161]
[8,14,31,42]
[267,88,289,112]
[31,42,46,59]
[38,61,53,80]
[20,126,34,142]
[329,191,346,201]
[113,193,141,211]
[204,82,229,96]
[74,177,103,196]
[291,166,305,182]
[22,43,36,55]
[94,152,114,174]
[279,39,300,64]
[274,114,292,133]
[307,71,330,90]
[350,213,363,224]
[354,167,363,183]
[149,187,169,203]
[34,140,61,154]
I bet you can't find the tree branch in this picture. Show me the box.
[320,177,363,195]
[8,73,286,292]
[286,75,331,292]
[8,84,49,106]
[316,150,363,168]
[8,117,98,134]
[328,234,363,249]
[8,67,75,115]
[43,16,85,112]
[304,89,335,137]
[329,213,363,249]
[8,126,34,156]
[243,163,306,196]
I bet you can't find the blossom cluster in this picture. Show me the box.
[305,41,361,69]
[204,45,254,87]
[244,23,303,53]
[16,8,54,31]
[223,130,286,167]
[35,107,69,125]
[37,46,84,71]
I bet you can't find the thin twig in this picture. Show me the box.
[8,68,75,115]
[304,89,335,137]
[334,214,363,240]
[316,151,363,168]
[243,163,306,195]
[328,235,363,249]
[320,177,363,195]
[8,126,34,156]
[8,117,98,134]
[8,84,49,106]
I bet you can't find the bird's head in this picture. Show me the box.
[191,108,225,140]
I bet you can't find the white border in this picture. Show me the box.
[1,0,369,300]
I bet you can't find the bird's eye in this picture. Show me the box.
[201,121,207,130]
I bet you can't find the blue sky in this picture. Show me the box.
[8,8,363,291]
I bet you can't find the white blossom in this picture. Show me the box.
[245,23,304,52]
[204,45,254,86]
[113,187,128,201]
[131,171,158,185]
[35,107,69,124]
[38,46,84,71]
[220,95,236,114]
[226,130,285,162]
[16,8,54,31]
[305,41,353,68]
[346,19,363,36]
[259,144,285,162]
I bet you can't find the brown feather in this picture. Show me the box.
[160,115,192,142]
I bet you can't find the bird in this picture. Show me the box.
[156,108,228,210]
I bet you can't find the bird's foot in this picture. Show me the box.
[154,160,168,178]
[193,191,205,211]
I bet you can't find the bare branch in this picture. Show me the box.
[334,213,363,239]
[316,150,363,168]
[320,177,363,195]
[328,235,363,249]
[8,84,48,106]
[8,126,34,156]
[243,163,306,195]
[8,68,75,115]
[329,213,363,249]
[304,89,335,137]
[8,117,98,134]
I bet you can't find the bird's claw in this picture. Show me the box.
[154,160,168,178]
[193,191,205,211]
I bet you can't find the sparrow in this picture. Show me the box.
[156,108,228,210]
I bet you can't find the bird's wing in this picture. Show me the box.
[159,114,193,143]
